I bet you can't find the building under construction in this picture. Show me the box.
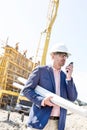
[0,44,34,108]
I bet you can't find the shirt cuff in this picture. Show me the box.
[66,78,74,86]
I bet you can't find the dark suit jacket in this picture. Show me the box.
[22,65,78,130]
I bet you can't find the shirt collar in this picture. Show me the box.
[52,67,61,72]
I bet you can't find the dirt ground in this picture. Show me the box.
[0,109,28,130]
[65,107,87,130]
[0,106,87,130]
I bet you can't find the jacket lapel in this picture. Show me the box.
[60,71,65,97]
[47,66,56,92]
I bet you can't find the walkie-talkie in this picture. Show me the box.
[66,62,73,73]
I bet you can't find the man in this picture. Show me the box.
[22,44,78,130]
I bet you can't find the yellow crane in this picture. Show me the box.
[35,0,59,66]
[15,0,60,113]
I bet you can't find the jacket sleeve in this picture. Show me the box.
[66,78,78,101]
[22,67,44,108]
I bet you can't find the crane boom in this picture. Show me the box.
[41,0,59,65]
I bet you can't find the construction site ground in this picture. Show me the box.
[0,106,87,130]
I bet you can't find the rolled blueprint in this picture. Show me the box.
[14,77,87,117]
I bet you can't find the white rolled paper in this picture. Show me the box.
[14,77,87,117]
[35,85,87,117]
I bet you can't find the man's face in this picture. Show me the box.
[51,52,68,67]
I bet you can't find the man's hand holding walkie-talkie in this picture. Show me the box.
[66,62,73,80]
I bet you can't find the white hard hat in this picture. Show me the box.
[50,44,71,56]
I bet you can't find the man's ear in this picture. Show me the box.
[50,53,55,59]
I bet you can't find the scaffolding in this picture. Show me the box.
[0,45,34,107]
